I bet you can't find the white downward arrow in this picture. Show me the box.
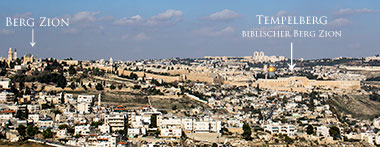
[30,29,36,47]
[288,42,296,71]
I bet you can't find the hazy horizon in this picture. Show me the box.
[0,0,379,61]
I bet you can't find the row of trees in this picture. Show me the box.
[240,123,341,144]
[17,123,81,141]
[66,81,128,91]
[306,124,341,140]
[17,124,51,140]
[120,72,138,80]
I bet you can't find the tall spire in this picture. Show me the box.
[7,48,13,64]
[13,49,17,60]
[98,93,101,108]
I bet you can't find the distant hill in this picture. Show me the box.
[329,94,380,120]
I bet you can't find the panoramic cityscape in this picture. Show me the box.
[0,48,379,146]
[1,0,380,147]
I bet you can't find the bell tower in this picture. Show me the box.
[7,48,13,64]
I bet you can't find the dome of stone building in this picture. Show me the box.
[268,65,276,72]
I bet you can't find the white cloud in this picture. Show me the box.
[220,26,234,33]
[65,11,113,24]
[276,10,289,16]
[335,8,380,15]
[204,9,240,21]
[251,25,293,31]
[113,15,144,25]
[113,9,183,26]
[61,11,107,34]
[131,15,143,21]
[121,33,150,41]
[195,26,235,37]
[98,16,114,22]
[121,34,129,40]
[62,24,104,34]
[0,29,15,35]
[328,18,351,28]
[13,12,33,18]
[134,33,150,41]
[71,11,99,23]
[62,28,79,34]
[152,9,183,21]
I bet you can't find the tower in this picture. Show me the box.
[109,57,114,73]
[263,64,268,79]
[98,93,101,107]
[259,51,264,57]
[109,57,113,65]
[13,49,17,60]
[7,48,13,63]
[253,51,259,57]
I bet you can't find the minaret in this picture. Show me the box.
[109,57,114,73]
[7,48,13,63]
[109,57,113,65]
[13,49,17,60]
[98,93,101,107]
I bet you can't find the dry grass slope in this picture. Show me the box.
[329,94,380,119]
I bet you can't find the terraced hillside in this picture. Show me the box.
[328,94,380,120]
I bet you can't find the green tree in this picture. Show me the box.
[11,84,21,99]
[91,121,104,128]
[25,86,31,95]
[149,114,158,128]
[132,84,141,89]
[172,105,177,110]
[82,84,87,90]
[329,126,341,140]
[67,126,75,134]
[68,65,76,75]
[58,124,69,130]
[110,84,116,90]
[221,127,231,135]
[42,128,53,139]
[258,110,263,120]
[9,61,15,69]
[17,124,26,137]
[57,74,67,89]
[19,81,25,90]
[129,72,138,80]
[60,92,65,104]
[306,124,314,135]
[151,79,161,86]
[212,143,218,147]
[15,109,28,120]
[95,83,104,90]
[74,134,81,138]
[27,125,39,137]
[242,123,252,140]
[256,84,261,91]
[284,135,294,144]
[70,82,76,90]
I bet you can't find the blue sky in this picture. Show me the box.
[0,0,379,60]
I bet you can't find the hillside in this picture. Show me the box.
[328,94,380,120]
